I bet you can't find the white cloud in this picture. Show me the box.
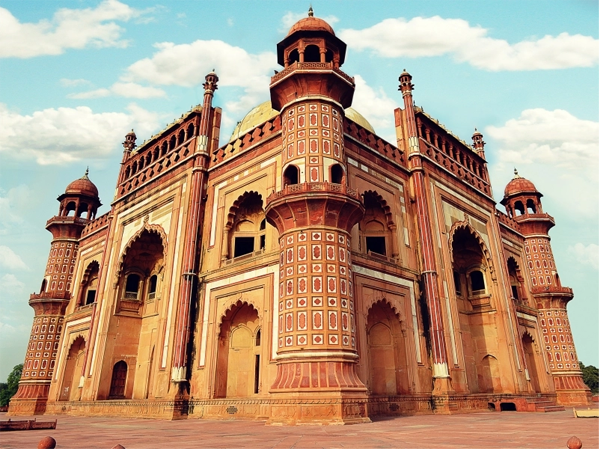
[350,74,397,139]
[0,185,30,233]
[279,11,339,33]
[339,16,598,71]
[122,40,278,113]
[488,108,598,218]
[0,103,161,165]
[568,243,599,270]
[487,109,598,170]
[68,82,166,99]
[0,273,25,297]
[0,0,149,58]
[0,246,28,271]
[60,78,92,87]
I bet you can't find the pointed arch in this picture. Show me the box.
[218,299,261,327]
[224,192,266,259]
[362,190,395,229]
[366,299,403,323]
[448,221,495,279]
[117,223,168,276]
[226,191,263,229]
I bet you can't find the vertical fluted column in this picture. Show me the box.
[399,71,452,393]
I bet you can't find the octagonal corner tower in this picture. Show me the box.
[264,8,370,424]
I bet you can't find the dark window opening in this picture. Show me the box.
[500,402,517,411]
[526,199,537,214]
[85,289,96,305]
[511,285,519,300]
[325,49,334,62]
[470,270,485,292]
[514,201,525,216]
[255,329,261,346]
[366,237,386,256]
[234,237,255,257]
[148,274,158,299]
[125,274,140,299]
[304,45,320,62]
[254,354,260,394]
[330,164,343,184]
[453,271,462,296]
[40,279,47,293]
[260,234,266,250]
[283,165,299,186]
[288,49,300,64]
[260,219,266,230]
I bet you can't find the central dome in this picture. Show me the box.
[229,102,376,142]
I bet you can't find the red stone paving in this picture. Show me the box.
[0,409,598,449]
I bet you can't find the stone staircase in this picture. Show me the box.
[525,396,565,412]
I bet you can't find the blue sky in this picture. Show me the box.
[0,0,597,381]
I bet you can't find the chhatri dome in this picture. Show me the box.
[503,168,539,198]
[287,6,335,36]
[64,168,99,198]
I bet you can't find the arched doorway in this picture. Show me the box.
[522,333,541,393]
[59,337,86,401]
[215,301,261,398]
[109,360,128,399]
[366,300,409,395]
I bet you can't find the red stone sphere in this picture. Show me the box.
[567,436,583,449]
[37,436,56,449]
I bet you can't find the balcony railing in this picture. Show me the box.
[267,182,360,204]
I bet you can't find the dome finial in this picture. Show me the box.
[308,5,314,17]
[513,167,520,178]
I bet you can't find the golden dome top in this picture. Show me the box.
[229,101,279,142]
[345,108,375,134]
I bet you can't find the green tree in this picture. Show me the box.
[0,364,23,407]
[579,361,599,394]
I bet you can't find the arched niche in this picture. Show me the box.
[215,301,261,398]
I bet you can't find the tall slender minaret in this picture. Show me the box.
[398,70,453,397]
[501,170,591,405]
[8,171,101,415]
[265,9,368,424]
[171,71,218,396]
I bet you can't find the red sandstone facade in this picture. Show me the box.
[9,11,590,423]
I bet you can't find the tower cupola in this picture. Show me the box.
[500,169,545,221]
[270,8,354,110]
[56,169,101,221]
[472,128,486,159]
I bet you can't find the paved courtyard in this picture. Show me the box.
[0,409,598,449]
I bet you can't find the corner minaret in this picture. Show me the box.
[398,70,453,398]
[8,171,101,415]
[501,170,591,405]
[170,71,218,408]
[265,9,368,424]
